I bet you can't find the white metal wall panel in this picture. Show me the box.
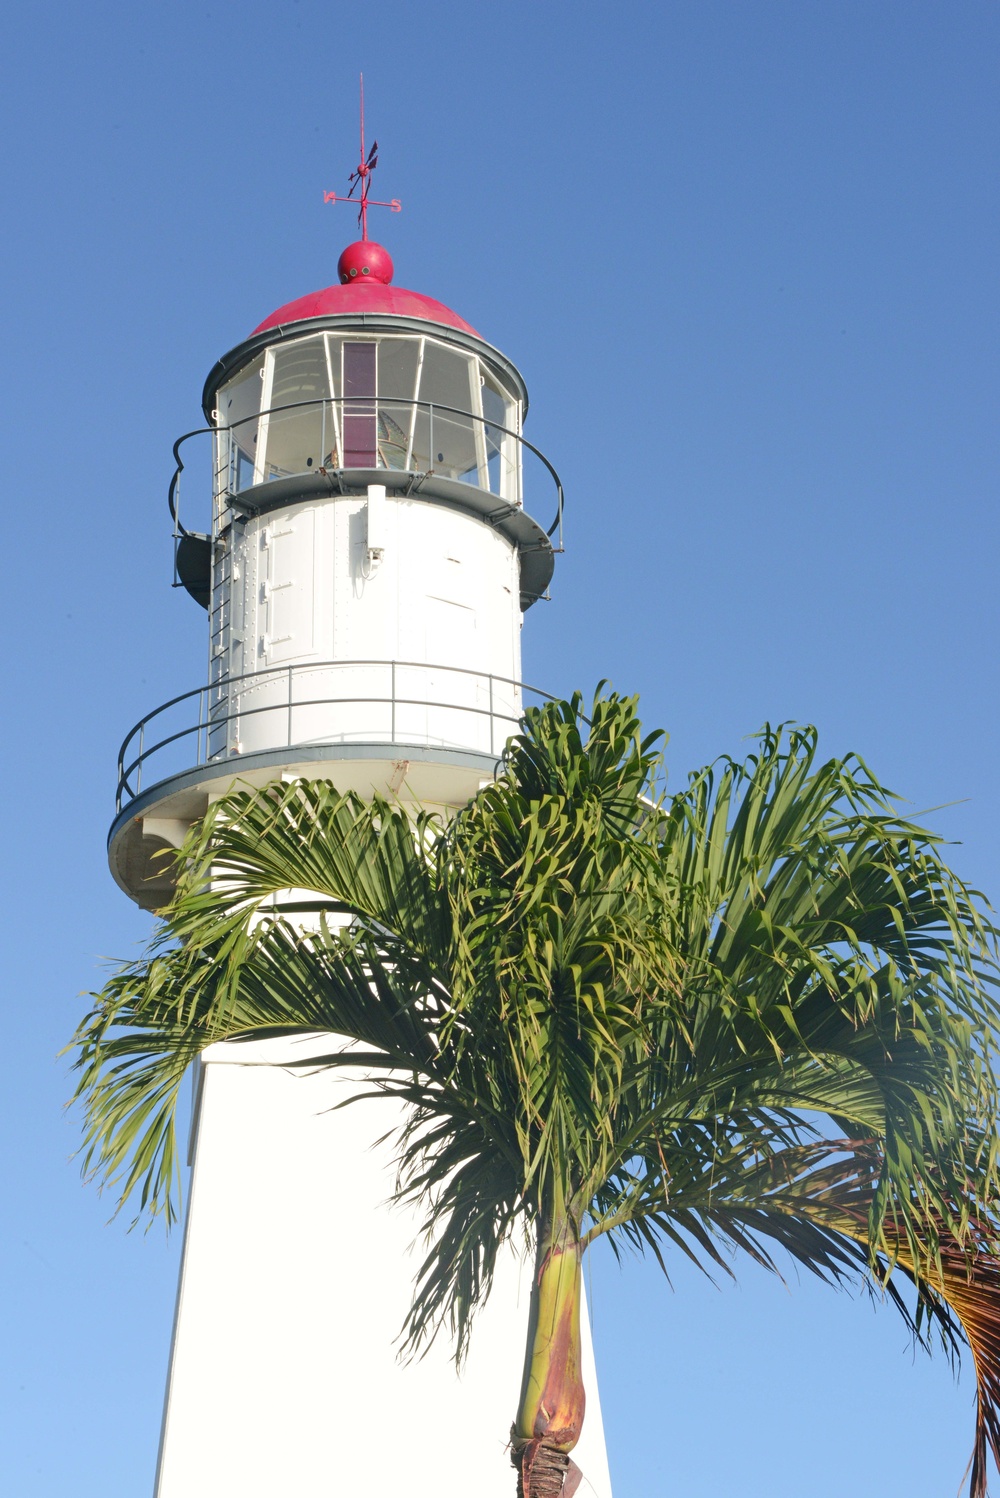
[397,596,484,752]
[218,493,522,758]
[266,509,316,662]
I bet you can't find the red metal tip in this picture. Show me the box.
[337,241,394,286]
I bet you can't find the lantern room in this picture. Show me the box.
[213,323,522,500]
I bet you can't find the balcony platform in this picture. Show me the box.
[109,739,503,909]
[109,661,552,908]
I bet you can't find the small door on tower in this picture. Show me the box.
[265,510,316,663]
[226,509,318,756]
[394,594,491,754]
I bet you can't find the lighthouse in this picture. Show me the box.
[107,154,616,1495]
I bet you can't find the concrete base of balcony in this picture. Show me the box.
[108,740,502,909]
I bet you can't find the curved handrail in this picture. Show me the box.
[170,396,565,542]
[116,659,561,813]
[168,424,213,537]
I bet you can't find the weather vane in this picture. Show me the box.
[323,74,401,241]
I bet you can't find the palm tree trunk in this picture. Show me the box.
[511,1216,586,1498]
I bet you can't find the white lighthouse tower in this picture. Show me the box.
[107,142,615,1498]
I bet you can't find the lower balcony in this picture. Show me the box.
[109,659,550,908]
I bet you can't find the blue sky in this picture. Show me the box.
[2,2,998,1493]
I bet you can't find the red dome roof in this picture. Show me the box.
[252,279,480,338]
[253,241,480,338]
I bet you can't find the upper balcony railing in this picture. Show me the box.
[169,397,564,548]
[115,659,557,816]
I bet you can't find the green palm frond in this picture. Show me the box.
[70,691,1000,1491]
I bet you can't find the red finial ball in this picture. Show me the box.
[337,241,394,286]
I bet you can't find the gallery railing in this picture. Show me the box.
[116,659,555,814]
[168,397,564,548]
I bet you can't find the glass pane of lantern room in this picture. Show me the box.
[482,376,512,498]
[343,342,377,467]
[218,357,265,494]
[412,342,479,482]
[258,337,331,480]
[375,338,419,470]
[322,335,344,466]
[490,375,522,504]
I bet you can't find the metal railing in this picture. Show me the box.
[116,659,556,814]
[169,397,564,549]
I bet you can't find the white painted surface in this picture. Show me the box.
[155,1039,614,1498]
[211,494,522,760]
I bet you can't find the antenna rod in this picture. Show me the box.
[359,73,367,240]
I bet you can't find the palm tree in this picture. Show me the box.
[73,692,1000,1498]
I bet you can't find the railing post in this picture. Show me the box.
[287,665,294,747]
[137,723,144,795]
[488,672,494,756]
[391,660,396,744]
[428,403,434,469]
